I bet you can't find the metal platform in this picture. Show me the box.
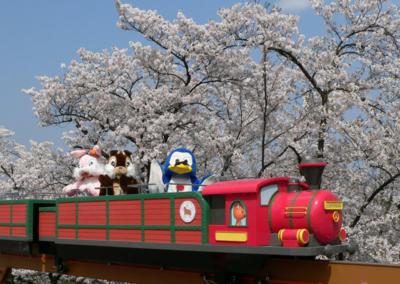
[54,240,352,276]
[0,252,399,284]
[55,239,351,256]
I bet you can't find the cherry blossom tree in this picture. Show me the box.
[0,127,72,198]
[20,0,400,263]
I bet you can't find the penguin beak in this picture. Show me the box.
[168,164,192,174]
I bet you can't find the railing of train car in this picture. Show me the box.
[0,191,64,200]
[0,180,221,201]
[0,184,152,200]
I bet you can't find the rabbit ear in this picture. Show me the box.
[89,145,101,158]
[70,149,87,159]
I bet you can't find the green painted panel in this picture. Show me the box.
[288,192,300,229]
[106,199,110,240]
[58,224,202,231]
[268,193,278,231]
[170,197,175,243]
[57,192,204,203]
[39,207,56,212]
[0,199,53,204]
[0,223,26,227]
[307,191,318,233]
[9,203,12,237]
[56,203,59,239]
[56,191,211,244]
[75,201,79,240]
[201,196,210,244]
[141,198,145,241]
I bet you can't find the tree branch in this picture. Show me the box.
[350,171,400,228]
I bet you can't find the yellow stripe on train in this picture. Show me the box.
[324,201,343,210]
[215,231,248,242]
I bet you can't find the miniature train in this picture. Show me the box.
[0,161,352,273]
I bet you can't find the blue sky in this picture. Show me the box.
[0,0,322,149]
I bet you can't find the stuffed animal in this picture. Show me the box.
[148,148,214,193]
[99,150,139,195]
[62,145,103,196]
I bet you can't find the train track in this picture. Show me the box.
[0,253,399,283]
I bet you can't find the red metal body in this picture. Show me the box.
[203,176,344,247]
[269,190,342,244]
[203,178,290,246]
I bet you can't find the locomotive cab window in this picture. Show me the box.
[260,184,278,206]
[209,195,225,225]
[230,200,247,227]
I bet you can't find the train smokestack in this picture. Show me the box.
[299,159,327,190]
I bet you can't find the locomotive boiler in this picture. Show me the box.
[269,162,346,247]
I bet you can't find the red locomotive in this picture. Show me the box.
[204,161,346,251]
[0,160,351,275]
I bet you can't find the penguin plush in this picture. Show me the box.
[148,148,213,193]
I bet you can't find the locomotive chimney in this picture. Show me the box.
[299,159,327,190]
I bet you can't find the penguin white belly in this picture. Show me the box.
[167,176,193,192]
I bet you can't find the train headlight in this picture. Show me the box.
[332,211,340,223]
[338,227,347,241]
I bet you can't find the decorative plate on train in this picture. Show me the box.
[179,200,196,223]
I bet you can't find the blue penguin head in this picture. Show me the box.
[163,148,196,177]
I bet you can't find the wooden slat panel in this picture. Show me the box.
[58,228,75,239]
[0,205,10,223]
[11,204,26,224]
[78,229,107,241]
[144,230,171,243]
[78,202,106,225]
[11,227,26,237]
[58,203,76,225]
[0,227,10,236]
[144,199,170,225]
[109,229,141,242]
[175,230,202,244]
[109,200,141,225]
[39,212,56,238]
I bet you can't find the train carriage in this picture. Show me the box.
[0,200,54,254]
[54,192,209,246]
[0,160,353,274]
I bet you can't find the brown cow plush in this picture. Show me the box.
[99,150,139,195]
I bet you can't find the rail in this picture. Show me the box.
[263,258,400,284]
[0,254,399,283]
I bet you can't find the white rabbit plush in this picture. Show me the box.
[62,145,104,196]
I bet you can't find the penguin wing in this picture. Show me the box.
[148,160,165,193]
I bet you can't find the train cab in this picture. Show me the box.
[202,177,291,246]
